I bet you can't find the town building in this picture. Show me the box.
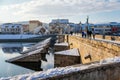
[91,22,120,34]
[1,23,23,34]
[93,23,111,34]
[109,22,120,33]
[29,20,42,33]
[49,19,69,34]
[69,23,81,33]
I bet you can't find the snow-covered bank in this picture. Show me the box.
[0,57,120,80]
[0,34,41,39]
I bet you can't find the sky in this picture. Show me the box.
[0,0,120,23]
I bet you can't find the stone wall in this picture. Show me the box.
[54,54,80,67]
[57,35,65,43]
[41,62,120,80]
[64,35,120,64]
[54,45,70,52]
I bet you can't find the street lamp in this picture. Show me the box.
[103,26,106,39]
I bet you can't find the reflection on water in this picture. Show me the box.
[1,43,23,53]
[0,42,35,77]
[0,42,54,77]
[2,47,22,53]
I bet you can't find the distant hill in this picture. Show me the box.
[13,21,29,25]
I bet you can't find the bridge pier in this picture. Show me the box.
[6,38,51,63]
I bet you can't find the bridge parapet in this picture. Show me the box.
[41,62,120,80]
[95,35,120,41]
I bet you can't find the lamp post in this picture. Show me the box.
[86,16,89,31]
[103,26,105,39]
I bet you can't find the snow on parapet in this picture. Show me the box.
[55,48,80,56]
[100,56,120,64]
[1,57,120,80]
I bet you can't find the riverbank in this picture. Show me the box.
[0,34,57,42]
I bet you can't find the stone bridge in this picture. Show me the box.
[2,35,120,80]
[58,35,120,64]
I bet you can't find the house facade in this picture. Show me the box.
[1,23,23,34]
[92,22,120,34]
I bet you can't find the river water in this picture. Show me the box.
[0,42,54,77]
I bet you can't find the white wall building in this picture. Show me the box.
[92,22,120,34]
[93,24,111,34]
[1,23,23,34]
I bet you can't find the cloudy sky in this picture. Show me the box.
[0,0,120,23]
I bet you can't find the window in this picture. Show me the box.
[18,29,20,32]
[4,29,6,32]
[1,28,4,32]
[7,29,9,31]
[17,26,19,28]
[5,26,8,28]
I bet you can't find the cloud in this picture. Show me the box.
[0,0,120,22]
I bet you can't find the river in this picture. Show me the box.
[0,42,54,77]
